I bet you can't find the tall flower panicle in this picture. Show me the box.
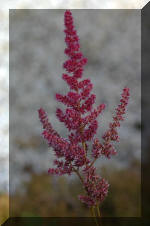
[38,10,130,213]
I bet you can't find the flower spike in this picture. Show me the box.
[38,10,130,210]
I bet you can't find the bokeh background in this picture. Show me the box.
[0,0,147,223]
[9,9,141,217]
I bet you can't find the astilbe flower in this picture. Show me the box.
[38,10,130,214]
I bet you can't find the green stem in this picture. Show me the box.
[96,204,101,217]
[92,206,99,226]
[92,206,96,217]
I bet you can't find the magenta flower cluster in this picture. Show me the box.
[38,10,130,208]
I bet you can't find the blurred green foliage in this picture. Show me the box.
[1,160,140,220]
[101,160,141,217]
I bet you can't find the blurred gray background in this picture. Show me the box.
[10,9,141,194]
